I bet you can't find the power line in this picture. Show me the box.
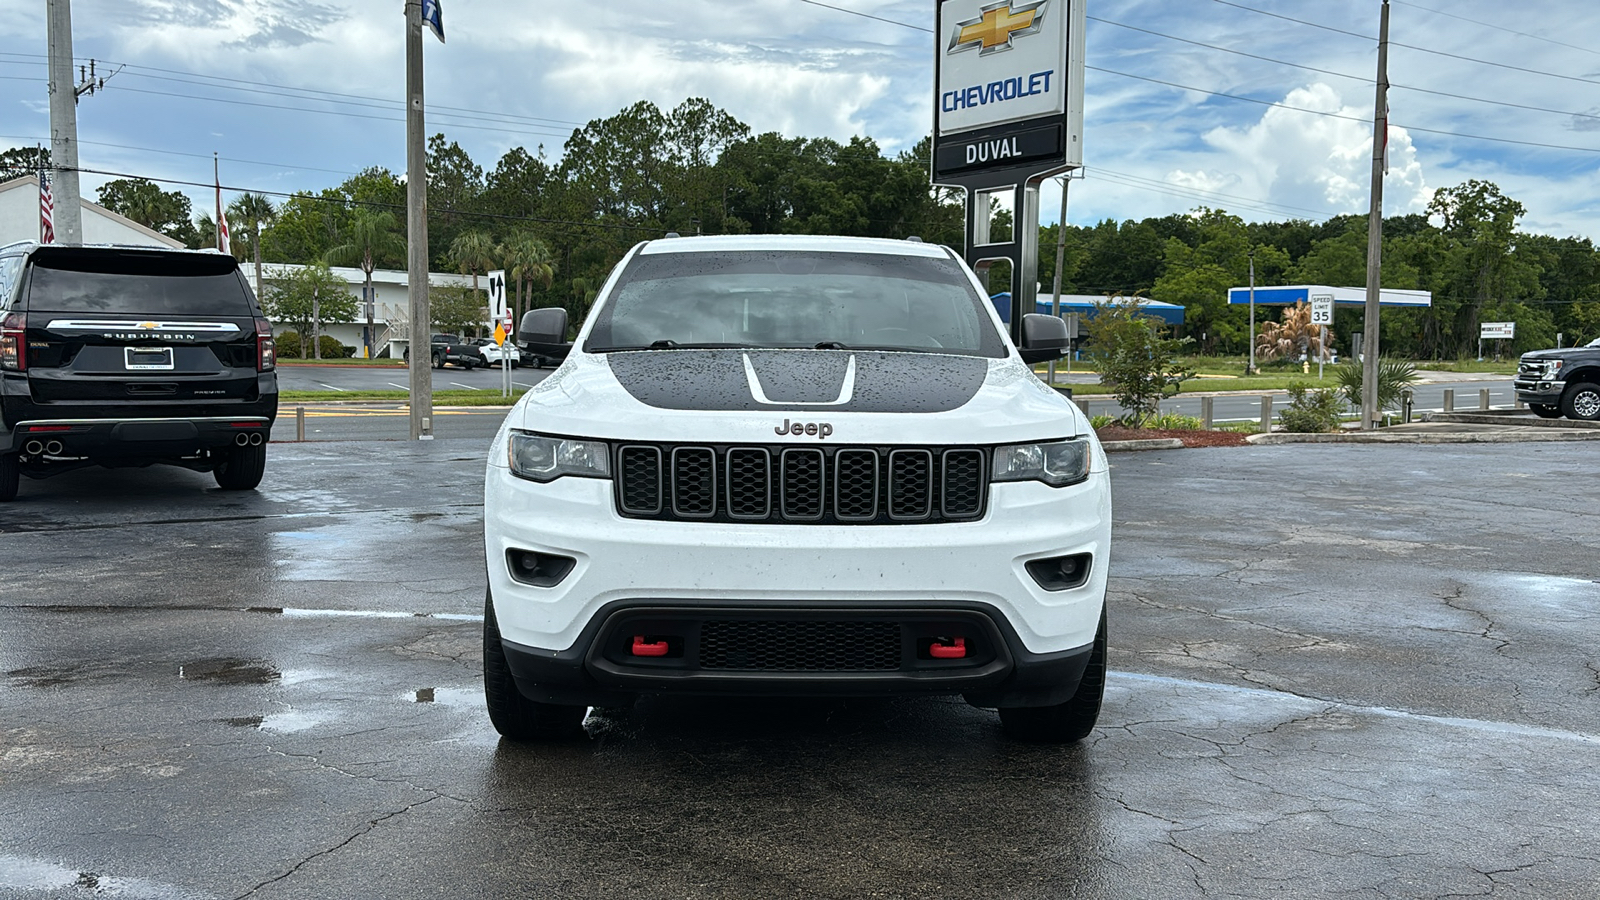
[1391,0,1600,59]
[1089,16,1600,125]
[0,132,364,178]
[1089,66,1600,155]
[62,164,667,236]
[1207,0,1374,41]
[794,0,931,33]
[1091,166,1338,219]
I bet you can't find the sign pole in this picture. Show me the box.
[405,0,433,440]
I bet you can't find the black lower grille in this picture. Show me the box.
[614,443,988,525]
[699,620,901,671]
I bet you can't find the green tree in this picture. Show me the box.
[430,284,487,337]
[1084,295,1196,426]
[263,263,353,359]
[227,193,278,301]
[1,146,50,181]
[1151,209,1288,354]
[448,229,498,297]
[326,209,405,358]
[1424,180,1542,357]
[96,178,195,243]
[501,232,556,322]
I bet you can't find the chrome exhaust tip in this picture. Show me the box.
[24,440,43,455]
[235,432,251,446]
[44,440,63,455]
[248,432,264,446]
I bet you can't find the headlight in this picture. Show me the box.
[507,432,610,482]
[992,438,1091,487]
[1547,360,1565,377]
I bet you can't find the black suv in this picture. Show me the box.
[1515,338,1600,421]
[0,242,278,501]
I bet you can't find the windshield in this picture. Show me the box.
[584,250,1007,357]
[1588,337,1600,348]
[25,251,254,316]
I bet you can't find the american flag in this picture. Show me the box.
[39,171,55,244]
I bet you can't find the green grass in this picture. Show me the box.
[279,390,520,406]
[1412,359,1518,375]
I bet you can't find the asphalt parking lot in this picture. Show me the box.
[2,441,1597,899]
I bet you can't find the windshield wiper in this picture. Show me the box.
[588,341,757,352]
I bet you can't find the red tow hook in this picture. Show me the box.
[631,636,670,657]
[929,637,967,659]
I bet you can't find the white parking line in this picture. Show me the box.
[387,382,409,390]
[449,382,480,390]
[317,383,347,392]
[515,382,536,389]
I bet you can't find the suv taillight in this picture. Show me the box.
[0,312,24,372]
[255,317,275,372]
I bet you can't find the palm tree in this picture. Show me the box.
[500,232,556,324]
[227,193,277,301]
[326,209,405,358]
[448,229,498,296]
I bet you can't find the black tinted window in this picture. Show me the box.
[25,251,253,316]
[585,250,1006,357]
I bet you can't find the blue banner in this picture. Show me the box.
[421,0,444,42]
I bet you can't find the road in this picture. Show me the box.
[2,441,1597,898]
[275,361,553,394]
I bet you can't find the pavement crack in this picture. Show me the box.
[229,796,441,899]
[1439,581,1512,654]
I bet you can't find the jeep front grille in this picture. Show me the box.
[613,443,988,525]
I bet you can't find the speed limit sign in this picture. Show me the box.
[1310,294,1334,326]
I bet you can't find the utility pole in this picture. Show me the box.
[45,0,82,245]
[1246,250,1257,376]
[1362,0,1391,430]
[405,0,433,440]
[1047,174,1070,386]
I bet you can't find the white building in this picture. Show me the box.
[257,263,477,359]
[0,175,183,248]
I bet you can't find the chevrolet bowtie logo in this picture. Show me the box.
[949,1,1047,55]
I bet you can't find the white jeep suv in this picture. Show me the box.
[482,235,1111,742]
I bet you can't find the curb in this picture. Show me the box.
[1424,411,1600,430]
[1101,438,1186,452]
[1247,430,1600,445]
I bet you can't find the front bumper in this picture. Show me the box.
[500,599,1095,708]
[483,460,1112,664]
[1513,378,1564,405]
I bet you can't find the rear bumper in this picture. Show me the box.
[500,598,1095,709]
[2,415,272,457]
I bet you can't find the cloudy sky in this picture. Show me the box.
[4,0,1600,238]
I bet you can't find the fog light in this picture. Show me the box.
[1026,553,1092,592]
[506,549,576,587]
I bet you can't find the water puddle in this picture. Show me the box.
[0,855,203,898]
[414,687,436,703]
[222,715,264,728]
[178,658,280,685]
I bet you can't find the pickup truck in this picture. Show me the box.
[406,333,484,369]
[1515,337,1600,420]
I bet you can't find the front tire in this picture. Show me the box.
[999,607,1107,743]
[1560,383,1600,421]
[483,591,588,741]
[0,452,18,502]
[213,442,267,491]
[1530,403,1562,419]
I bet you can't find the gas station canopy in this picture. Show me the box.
[1226,285,1431,308]
[990,292,1185,325]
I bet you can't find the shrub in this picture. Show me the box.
[1335,358,1418,412]
[1279,382,1347,433]
[271,331,351,360]
[1144,413,1205,431]
[1089,414,1116,429]
[1084,295,1196,427]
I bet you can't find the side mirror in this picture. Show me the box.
[1017,313,1069,365]
[518,307,571,361]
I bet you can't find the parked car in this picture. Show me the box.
[481,234,1108,744]
[473,337,520,367]
[403,333,484,368]
[1515,337,1600,420]
[0,242,277,501]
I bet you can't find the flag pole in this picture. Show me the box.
[214,152,222,251]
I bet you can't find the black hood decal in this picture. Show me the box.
[607,350,988,413]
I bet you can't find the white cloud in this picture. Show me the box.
[1170,83,1430,220]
